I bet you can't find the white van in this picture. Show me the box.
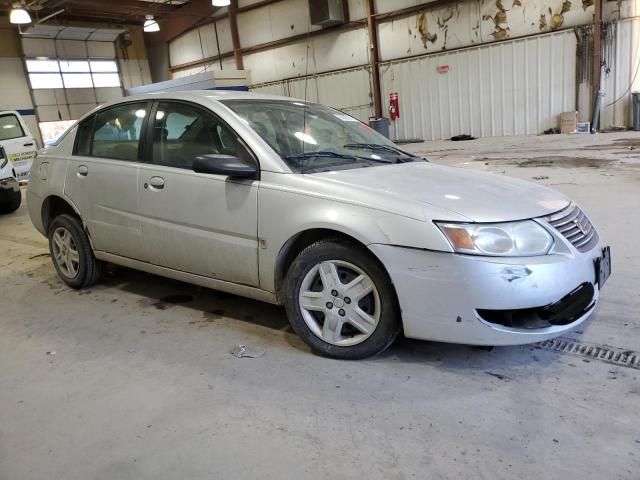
[0,147,21,214]
[0,111,38,182]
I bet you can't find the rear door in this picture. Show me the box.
[137,100,259,286]
[64,101,151,261]
[0,111,37,181]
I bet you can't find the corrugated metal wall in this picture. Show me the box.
[601,17,640,129]
[380,30,577,140]
[251,66,373,121]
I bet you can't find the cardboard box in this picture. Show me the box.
[560,111,578,134]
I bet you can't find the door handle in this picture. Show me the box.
[146,176,165,190]
[77,165,88,177]
[24,142,34,147]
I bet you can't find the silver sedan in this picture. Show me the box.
[27,91,611,358]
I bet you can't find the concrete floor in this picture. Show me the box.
[1,131,639,479]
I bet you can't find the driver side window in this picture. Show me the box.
[151,102,246,170]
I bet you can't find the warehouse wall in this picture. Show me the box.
[600,1,640,129]
[0,18,41,146]
[166,0,638,138]
[381,29,577,139]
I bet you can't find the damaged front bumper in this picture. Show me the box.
[369,242,606,346]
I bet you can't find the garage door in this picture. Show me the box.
[380,30,577,140]
[22,37,124,124]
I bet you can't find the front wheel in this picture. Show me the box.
[284,239,401,359]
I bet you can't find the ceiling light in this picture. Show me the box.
[9,5,32,24]
[212,0,231,6]
[143,15,159,33]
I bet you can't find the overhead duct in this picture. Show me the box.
[309,0,346,27]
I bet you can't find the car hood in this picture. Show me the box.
[313,162,570,222]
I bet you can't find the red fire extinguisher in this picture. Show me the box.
[389,92,400,121]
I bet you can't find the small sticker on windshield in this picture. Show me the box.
[334,113,358,122]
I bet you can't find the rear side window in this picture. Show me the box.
[74,102,148,161]
[0,114,25,141]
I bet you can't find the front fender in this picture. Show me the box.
[257,172,458,292]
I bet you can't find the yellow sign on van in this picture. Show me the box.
[8,151,36,166]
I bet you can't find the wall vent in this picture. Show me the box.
[309,0,346,27]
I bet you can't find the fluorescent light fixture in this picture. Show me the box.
[9,5,32,24]
[212,0,231,6]
[143,15,160,32]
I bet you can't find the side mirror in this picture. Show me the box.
[192,154,257,179]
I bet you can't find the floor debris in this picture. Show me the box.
[231,344,265,358]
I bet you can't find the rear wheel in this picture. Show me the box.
[48,214,102,289]
[284,239,400,359]
[0,190,21,214]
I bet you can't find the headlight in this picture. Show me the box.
[436,220,554,256]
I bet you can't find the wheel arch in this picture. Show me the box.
[41,195,83,233]
[273,227,395,303]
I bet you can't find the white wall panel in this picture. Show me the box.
[244,26,368,84]
[169,19,233,67]
[172,57,237,79]
[251,66,373,121]
[601,17,640,129]
[380,30,576,140]
[378,0,593,61]
[238,0,319,46]
[347,0,366,21]
[199,19,234,58]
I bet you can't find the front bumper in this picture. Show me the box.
[0,176,21,202]
[369,243,605,346]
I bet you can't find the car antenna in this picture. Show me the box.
[302,15,311,174]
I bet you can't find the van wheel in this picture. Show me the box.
[0,190,21,214]
[284,239,401,359]
[48,214,102,289]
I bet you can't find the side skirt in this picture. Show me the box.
[95,251,280,305]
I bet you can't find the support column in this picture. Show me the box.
[592,0,602,107]
[229,0,244,70]
[365,0,382,118]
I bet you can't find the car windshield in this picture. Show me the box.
[0,114,25,141]
[221,99,420,172]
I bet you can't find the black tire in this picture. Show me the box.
[0,190,21,214]
[284,239,401,359]
[48,214,102,289]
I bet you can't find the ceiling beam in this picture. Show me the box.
[154,0,216,43]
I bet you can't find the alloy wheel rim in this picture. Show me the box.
[298,260,381,347]
[52,227,80,279]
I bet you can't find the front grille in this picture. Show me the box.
[545,203,598,252]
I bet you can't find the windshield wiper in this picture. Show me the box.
[343,143,419,161]
[285,150,392,164]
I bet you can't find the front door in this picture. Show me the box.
[138,101,259,286]
[64,101,150,261]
